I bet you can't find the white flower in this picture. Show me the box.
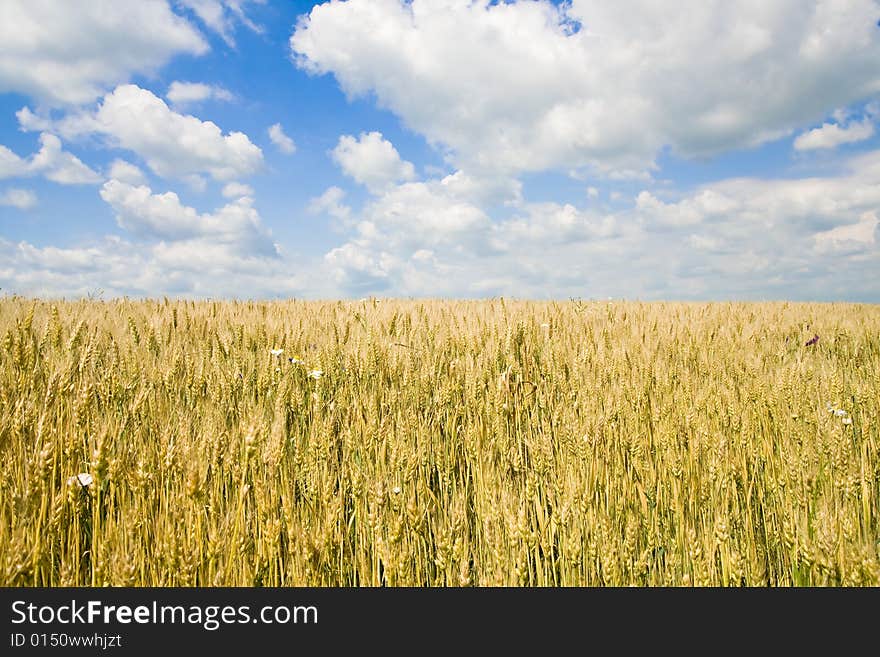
[834,409,848,417]
[392,486,402,495]
[270,348,284,357]
[288,357,304,365]
[842,417,853,425]
[67,473,94,488]
[307,369,323,379]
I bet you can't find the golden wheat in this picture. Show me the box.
[0,297,877,586]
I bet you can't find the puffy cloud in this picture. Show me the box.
[0,145,26,180]
[635,189,739,228]
[221,182,254,198]
[0,188,37,210]
[0,0,207,106]
[323,171,526,293]
[331,132,415,192]
[813,212,878,253]
[166,81,234,107]
[14,108,53,133]
[794,118,875,150]
[100,179,277,256]
[323,148,880,300]
[0,133,101,184]
[0,151,314,299]
[0,236,309,298]
[308,186,351,222]
[268,123,296,154]
[637,150,880,235]
[292,0,880,176]
[29,134,102,184]
[22,85,263,182]
[494,202,618,247]
[107,159,147,186]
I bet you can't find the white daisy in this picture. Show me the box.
[67,473,94,488]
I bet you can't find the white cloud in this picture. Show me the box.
[29,134,102,184]
[496,202,618,246]
[268,123,296,154]
[292,0,880,176]
[0,170,314,299]
[323,173,504,293]
[0,146,26,180]
[22,85,263,182]
[7,144,880,300]
[177,0,263,47]
[221,181,254,198]
[15,108,52,133]
[107,159,147,186]
[166,81,234,107]
[0,235,309,299]
[813,211,878,253]
[331,132,415,192]
[635,189,738,228]
[794,118,875,150]
[100,179,276,255]
[322,148,880,300]
[0,0,207,106]
[308,186,351,222]
[0,188,37,210]
[0,133,101,185]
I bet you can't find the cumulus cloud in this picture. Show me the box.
[268,123,296,154]
[322,148,880,300]
[29,134,103,184]
[0,235,309,298]
[21,85,263,182]
[107,159,147,186]
[221,181,254,198]
[0,133,101,184]
[323,170,620,295]
[292,0,880,176]
[0,0,207,106]
[166,81,235,107]
[813,212,878,253]
[100,179,276,256]
[0,146,26,180]
[308,186,351,222]
[0,174,309,299]
[794,118,875,150]
[7,145,880,300]
[0,188,37,210]
[331,132,415,192]
[635,189,739,228]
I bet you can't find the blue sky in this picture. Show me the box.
[1,0,879,300]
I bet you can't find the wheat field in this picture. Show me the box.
[1,297,878,586]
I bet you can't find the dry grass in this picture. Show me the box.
[1,297,878,586]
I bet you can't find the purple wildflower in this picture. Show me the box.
[805,334,819,346]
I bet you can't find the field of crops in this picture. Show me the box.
[1,297,877,586]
